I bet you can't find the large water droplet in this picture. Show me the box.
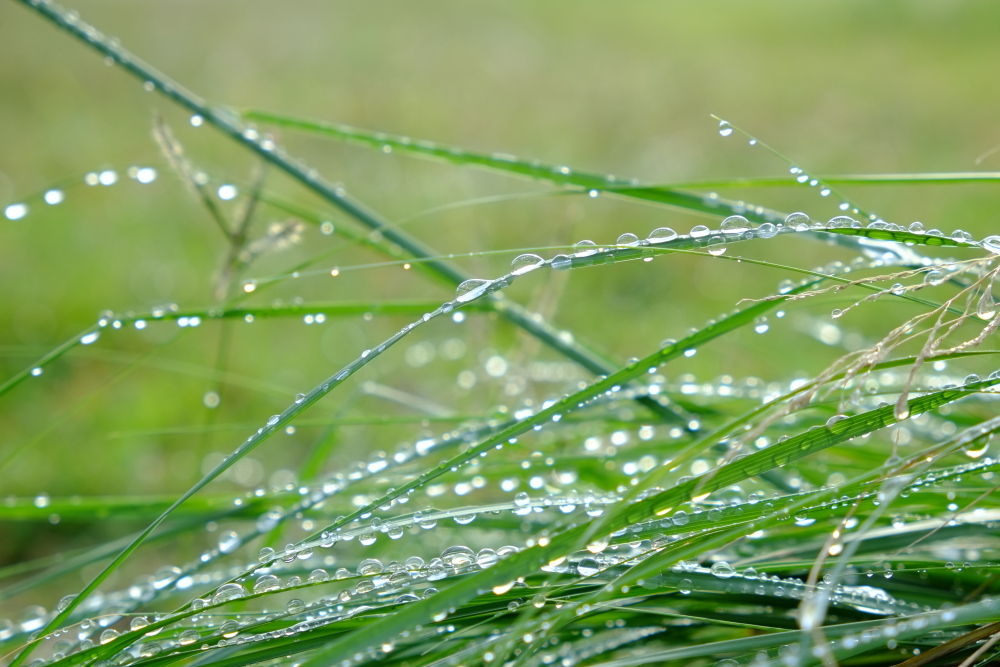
[616,233,639,246]
[720,216,750,235]
[456,279,492,303]
[211,583,247,605]
[511,254,544,275]
[756,222,778,239]
[784,212,810,232]
[647,227,678,244]
[977,290,996,321]
[982,235,1000,255]
[706,236,727,256]
[514,492,530,507]
[253,575,281,594]
[573,240,598,257]
[690,225,710,239]
[718,120,733,137]
[710,561,735,579]
[577,558,601,576]
[358,559,384,576]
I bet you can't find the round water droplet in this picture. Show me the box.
[100,629,120,644]
[924,269,945,286]
[253,574,281,594]
[710,561,735,579]
[756,222,778,239]
[514,492,530,507]
[358,559,384,576]
[573,239,598,257]
[211,583,247,605]
[678,578,693,594]
[511,254,544,275]
[258,546,275,562]
[785,212,810,231]
[720,215,750,235]
[44,190,65,205]
[690,225,710,239]
[178,629,199,646]
[286,599,306,615]
[616,232,639,246]
[706,236,727,256]
[718,120,733,137]
[908,221,925,233]
[890,283,905,296]
[672,510,689,526]
[647,227,678,244]
[828,215,856,229]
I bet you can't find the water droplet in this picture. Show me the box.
[5,203,28,220]
[359,533,377,546]
[706,236,727,256]
[977,290,996,321]
[718,120,733,137]
[982,235,1000,255]
[710,561,735,579]
[647,227,678,244]
[720,215,750,235]
[909,221,925,233]
[220,620,239,638]
[217,184,238,200]
[754,317,769,334]
[573,239,598,257]
[44,190,64,205]
[80,331,100,345]
[211,583,247,605]
[285,598,305,615]
[756,222,778,239]
[690,225,710,239]
[456,279,492,303]
[891,283,906,296]
[511,254,544,276]
[678,578,693,594]
[258,546,275,562]
[130,616,149,631]
[218,531,240,553]
[616,233,639,246]
[577,558,601,576]
[358,559,384,576]
[178,629,199,646]
[514,492,530,507]
[30,367,43,377]
[135,167,157,183]
[785,212,810,231]
[826,414,847,429]
[308,568,329,583]
[924,269,945,286]
[100,629,120,644]
[672,510,689,526]
[743,566,758,579]
[253,574,281,594]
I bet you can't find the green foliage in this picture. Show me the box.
[4,3,1000,667]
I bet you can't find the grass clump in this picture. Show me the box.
[3,3,1000,667]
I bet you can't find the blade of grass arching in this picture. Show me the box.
[296,377,1000,667]
[0,493,263,523]
[242,110,790,225]
[14,2,686,430]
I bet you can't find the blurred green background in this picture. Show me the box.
[1,0,999,609]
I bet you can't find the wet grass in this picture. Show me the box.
[3,3,1000,667]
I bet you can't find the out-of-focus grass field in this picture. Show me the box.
[1,0,998,607]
